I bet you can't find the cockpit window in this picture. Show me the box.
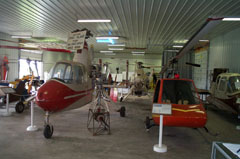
[219,77,227,91]
[153,80,161,103]
[74,65,84,84]
[228,76,240,93]
[161,80,200,105]
[51,63,73,83]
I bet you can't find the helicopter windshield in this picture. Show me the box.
[161,80,200,105]
[51,63,73,83]
[228,76,240,93]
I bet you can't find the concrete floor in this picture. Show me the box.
[0,96,240,159]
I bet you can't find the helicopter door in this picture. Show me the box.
[216,76,228,99]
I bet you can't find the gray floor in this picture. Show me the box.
[0,96,240,159]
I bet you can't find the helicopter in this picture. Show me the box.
[119,61,160,102]
[35,29,125,138]
[207,68,240,115]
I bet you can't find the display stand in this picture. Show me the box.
[153,115,167,153]
[0,87,15,117]
[152,103,172,153]
[1,94,11,116]
[26,100,38,131]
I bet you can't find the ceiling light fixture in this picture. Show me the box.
[132,54,144,56]
[222,18,240,21]
[11,35,32,39]
[199,40,209,42]
[77,19,111,23]
[164,50,179,52]
[105,53,116,55]
[173,39,188,43]
[131,51,145,54]
[108,48,124,51]
[100,51,113,53]
[108,44,125,47]
[96,36,119,40]
[96,39,114,44]
[173,45,183,48]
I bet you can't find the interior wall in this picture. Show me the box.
[177,51,193,79]
[162,51,192,79]
[0,32,19,81]
[209,27,240,73]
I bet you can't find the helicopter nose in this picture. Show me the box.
[36,80,62,111]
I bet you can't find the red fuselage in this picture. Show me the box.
[36,79,93,112]
[152,79,207,128]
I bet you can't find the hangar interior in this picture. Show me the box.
[0,0,240,159]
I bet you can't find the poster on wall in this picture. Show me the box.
[193,50,208,89]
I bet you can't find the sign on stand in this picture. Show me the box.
[152,103,172,115]
[152,103,172,153]
[67,30,87,51]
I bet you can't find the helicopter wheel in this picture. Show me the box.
[120,106,126,117]
[145,116,151,130]
[15,101,25,113]
[43,124,54,139]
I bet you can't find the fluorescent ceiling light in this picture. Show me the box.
[96,36,119,40]
[11,35,32,39]
[173,45,183,48]
[108,48,124,50]
[108,44,125,47]
[222,18,240,21]
[199,40,209,42]
[77,19,111,23]
[165,50,179,52]
[131,51,145,54]
[96,39,113,43]
[132,54,144,56]
[173,39,188,43]
[100,51,113,53]
[105,53,116,55]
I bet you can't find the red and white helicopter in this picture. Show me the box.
[35,29,101,138]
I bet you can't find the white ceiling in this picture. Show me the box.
[1,0,240,54]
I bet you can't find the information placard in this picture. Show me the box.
[67,30,87,51]
[152,103,172,115]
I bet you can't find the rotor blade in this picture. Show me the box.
[160,17,223,75]
[185,62,201,67]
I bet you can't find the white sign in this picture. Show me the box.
[152,103,172,115]
[67,30,87,51]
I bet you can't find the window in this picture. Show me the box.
[51,63,72,83]
[228,76,240,93]
[19,59,43,79]
[219,77,227,91]
[74,65,84,84]
[161,80,200,105]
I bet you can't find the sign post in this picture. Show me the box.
[26,100,38,131]
[152,103,172,153]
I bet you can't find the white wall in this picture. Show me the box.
[0,32,19,81]
[209,28,240,73]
